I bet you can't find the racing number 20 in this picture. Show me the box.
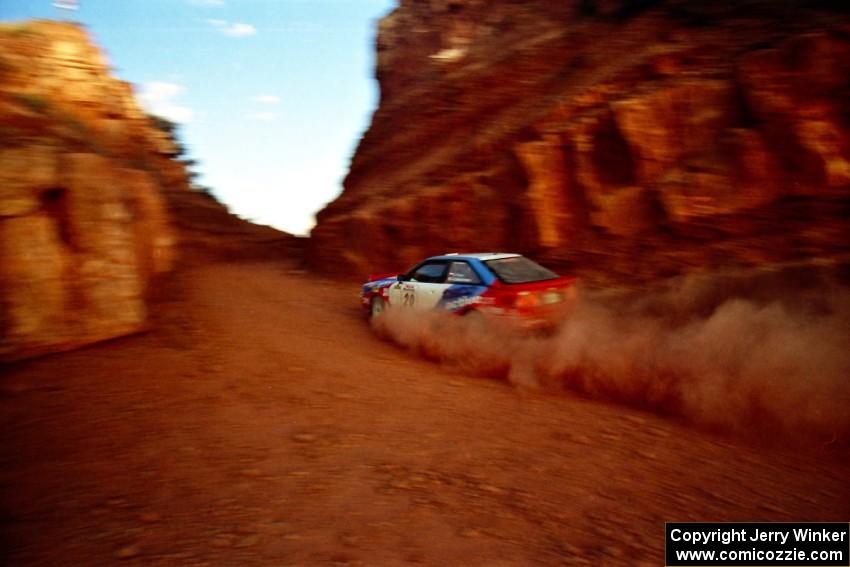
[402,292,415,307]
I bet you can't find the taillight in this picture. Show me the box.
[515,291,539,309]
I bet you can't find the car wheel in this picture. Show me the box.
[370,296,386,320]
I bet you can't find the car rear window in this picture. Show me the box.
[484,256,557,284]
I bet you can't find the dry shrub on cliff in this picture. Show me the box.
[373,268,850,443]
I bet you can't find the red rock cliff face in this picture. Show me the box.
[0,21,180,361]
[311,1,850,283]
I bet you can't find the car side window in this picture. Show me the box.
[411,262,447,283]
[446,261,482,284]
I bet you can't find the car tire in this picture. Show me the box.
[370,297,386,320]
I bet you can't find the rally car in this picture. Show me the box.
[360,253,577,326]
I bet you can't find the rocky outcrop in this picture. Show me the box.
[312,1,850,283]
[0,21,249,361]
[0,21,181,361]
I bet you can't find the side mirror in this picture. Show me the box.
[397,274,404,281]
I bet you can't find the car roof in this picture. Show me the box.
[428,252,521,262]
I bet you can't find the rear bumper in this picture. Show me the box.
[475,305,568,331]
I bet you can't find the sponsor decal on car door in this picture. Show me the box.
[388,281,415,307]
[396,261,449,310]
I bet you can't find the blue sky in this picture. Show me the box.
[0,0,396,235]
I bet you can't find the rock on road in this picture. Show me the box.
[1,262,848,566]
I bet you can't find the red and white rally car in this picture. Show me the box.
[360,252,577,327]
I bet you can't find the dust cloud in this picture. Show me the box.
[372,267,850,441]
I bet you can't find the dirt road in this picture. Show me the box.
[2,262,848,566]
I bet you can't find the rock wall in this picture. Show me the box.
[0,21,180,361]
[311,1,850,284]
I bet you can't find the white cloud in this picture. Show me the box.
[138,81,194,123]
[188,0,225,6]
[253,95,280,104]
[224,23,256,37]
[206,19,257,37]
[248,111,281,122]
